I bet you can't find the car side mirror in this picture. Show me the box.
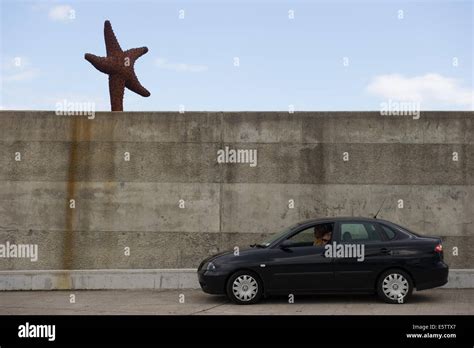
[280,240,293,249]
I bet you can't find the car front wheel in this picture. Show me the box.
[226,270,263,305]
[377,269,413,304]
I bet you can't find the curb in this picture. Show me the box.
[0,269,200,290]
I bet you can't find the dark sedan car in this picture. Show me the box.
[197,217,449,304]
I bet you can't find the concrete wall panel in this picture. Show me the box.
[0,111,472,277]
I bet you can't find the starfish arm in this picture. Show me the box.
[86,20,150,111]
[124,47,149,62]
[84,53,111,74]
[125,73,151,97]
[109,75,125,111]
[104,20,123,56]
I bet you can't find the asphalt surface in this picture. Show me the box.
[1,289,473,315]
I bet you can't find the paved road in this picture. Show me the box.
[1,289,473,315]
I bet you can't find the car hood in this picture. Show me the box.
[198,246,264,268]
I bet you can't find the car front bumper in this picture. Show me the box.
[197,269,228,295]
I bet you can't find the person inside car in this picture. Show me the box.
[313,224,333,246]
[321,231,332,246]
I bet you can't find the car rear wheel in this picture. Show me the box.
[226,270,263,305]
[377,269,413,304]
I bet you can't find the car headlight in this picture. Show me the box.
[206,262,216,271]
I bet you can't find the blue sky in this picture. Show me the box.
[1,0,473,111]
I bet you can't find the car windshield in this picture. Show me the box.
[260,223,300,247]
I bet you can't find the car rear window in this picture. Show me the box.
[390,222,420,237]
[380,224,397,240]
[340,222,382,242]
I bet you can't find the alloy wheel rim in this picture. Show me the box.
[382,273,409,300]
[232,275,258,301]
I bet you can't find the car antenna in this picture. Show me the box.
[373,197,387,219]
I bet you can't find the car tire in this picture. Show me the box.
[226,270,263,305]
[376,269,413,304]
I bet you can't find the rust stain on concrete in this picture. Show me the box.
[61,117,92,286]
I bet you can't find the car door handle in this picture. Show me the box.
[380,248,392,255]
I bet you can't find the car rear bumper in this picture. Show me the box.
[197,270,227,295]
[415,261,449,291]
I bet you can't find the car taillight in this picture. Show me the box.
[434,244,443,253]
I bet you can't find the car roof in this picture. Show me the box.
[296,216,392,225]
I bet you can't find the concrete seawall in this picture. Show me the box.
[0,111,472,289]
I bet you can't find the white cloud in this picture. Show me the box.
[48,5,75,22]
[155,58,208,73]
[1,56,39,83]
[0,104,31,110]
[1,94,108,111]
[3,69,39,82]
[367,73,474,108]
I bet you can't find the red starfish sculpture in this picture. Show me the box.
[85,20,150,111]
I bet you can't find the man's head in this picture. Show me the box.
[321,231,332,245]
[313,226,324,238]
[313,224,333,245]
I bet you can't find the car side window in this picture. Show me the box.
[380,224,397,240]
[287,227,315,247]
[287,223,334,247]
[340,222,382,243]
